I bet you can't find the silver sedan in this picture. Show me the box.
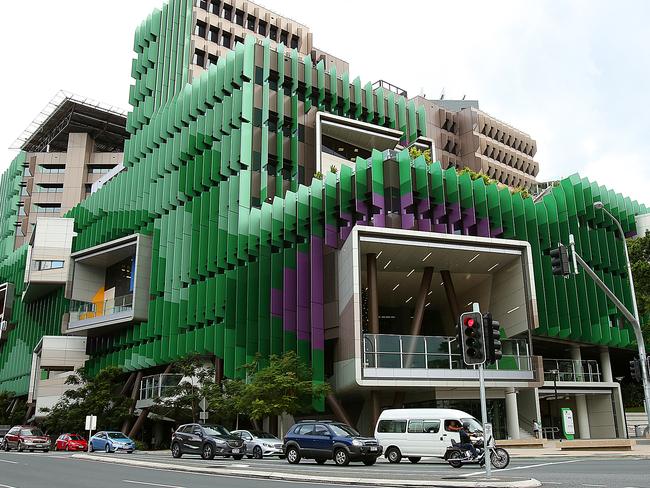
[231,430,284,459]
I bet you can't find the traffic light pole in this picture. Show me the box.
[472,302,491,478]
[571,246,650,433]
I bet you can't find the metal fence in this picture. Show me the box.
[363,334,532,371]
[543,359,601,382]
[69,294,133,322]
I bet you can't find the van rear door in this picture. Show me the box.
[407,419,444,456]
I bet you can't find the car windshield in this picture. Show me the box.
[21,428,43,436]
[203,425,231,437]
[69,435,83,441]
[461,418,483,433]
[250,431,277,439]
[108,433,129,439]
[328,424,360,437]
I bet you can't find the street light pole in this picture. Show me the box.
[594,201,650,432]
[550,368,560,440]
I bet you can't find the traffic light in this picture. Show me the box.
[483,313,502,365]
[459,312,486,365]
[550,244,570,276]
[630,358,642,382]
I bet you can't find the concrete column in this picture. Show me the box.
[505,387,520,439]
[367,253,379,334]
[599,347,613,383]
[571,345,583,381]
[575,394,591,439]
[62,133,94,213]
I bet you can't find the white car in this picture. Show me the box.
[231,430,284,459]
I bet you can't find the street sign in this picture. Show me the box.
[85,415,97,431]
[199,411,209,420]
[199,397,208,412]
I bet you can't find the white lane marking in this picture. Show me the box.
[123,481,186,488]
[582,485,606,487]
[460,458,585,477]
[0,484,17,488]
[0,459,18,464]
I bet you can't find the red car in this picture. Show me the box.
[3,425,50,452]
[55,433,88,452]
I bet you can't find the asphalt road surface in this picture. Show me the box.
[0,450,649,488]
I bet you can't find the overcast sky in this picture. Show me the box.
[1,0,648,204]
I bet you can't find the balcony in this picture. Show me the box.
[69,294,133,322]
[543,359,602,383]
[362,333,535,382]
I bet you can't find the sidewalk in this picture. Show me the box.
[72,453,541,488]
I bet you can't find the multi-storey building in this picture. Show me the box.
[0,0,644,442]
[11,91,128,249]
[413,98,539,188]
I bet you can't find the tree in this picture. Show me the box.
[629,231,650,340]
[0,391,27,426]
[408,146,432,164]
[153,355,215,425]
[40,366,132,435]
[238,351,330,423]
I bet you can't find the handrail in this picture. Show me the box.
[543,358,602,382]
[69,294,134,321]
[542,426,560,440]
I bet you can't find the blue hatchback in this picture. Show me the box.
[89,431,135,453]
[283,421,382,466]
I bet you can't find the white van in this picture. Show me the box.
[374,408,483,463]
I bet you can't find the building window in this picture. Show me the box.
[377,420,407,434]
[208,26,219,43]
[85,184,93,194]
[35,184,64,193]
[221,32,231,48]
[17,205,26,216]
[221,4,232,21]
[291,36,299,49]
[193,49,206,67]
[207,54,219,67]
[280,30,288,45]
[32,203,61,213]
[209,0,220,14]
[234,35,244,46]
[20,185,29,197]
[258,20,267,36]
[23,166,31,177]
[15,225,24,237]
[32,260,65,271]
[197,0,208,9]
[234,9,244,26]
[87,165,115,174]
[246,15,255,31]
[195,21,207,38]
[38,164,65,174]
[269,24,278,41]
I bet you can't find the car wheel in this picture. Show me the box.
[171,443,182,459]
[43,449,49,453]
[408,457,421,464]
[386,447,401,464]
[233,455,244,460]
[201,443,215,460]
[17,444,24,453]
[333,448,350,467]
[315,458,327,465]
[286,446,301,464]
[89,443,94,452]
[362,458,376,466]
[65,445,70,452]
[252,446,263,460]
[105,444,112,453]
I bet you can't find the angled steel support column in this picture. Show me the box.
[410,267,434,336]
[326,393,354,427]
[122,371,143,434]
[367,253,379,334]
[440,270,460,320]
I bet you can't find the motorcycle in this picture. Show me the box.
[444,437,510,469]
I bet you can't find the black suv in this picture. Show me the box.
[283,420,382,466]
[171,423,246,460]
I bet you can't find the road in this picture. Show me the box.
[0,450,648,488]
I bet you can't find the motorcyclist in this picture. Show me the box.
[448,421,478,459]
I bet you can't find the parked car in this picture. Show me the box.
[3,426,51,452]
[283,420,382,466]
[171,423,246,460]
[231,429,284,459]
[374,408,482,463]
[89,431,135,453]
[0,427,10,449]
[54,433,88,452]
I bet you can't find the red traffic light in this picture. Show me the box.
[464,317,475,327]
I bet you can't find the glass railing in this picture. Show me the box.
[139,373,183,401]
[69,294,133,322]
[363,334,532,371]
[543,359,601,382]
